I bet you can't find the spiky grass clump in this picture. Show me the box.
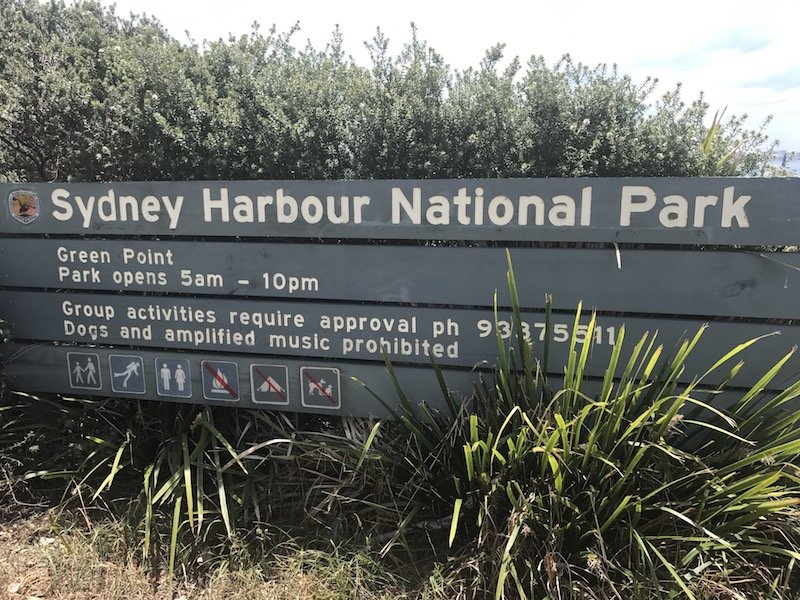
[365,260,800,599]
[0,395,388,585]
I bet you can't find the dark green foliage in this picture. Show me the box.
[362,266,800,599]
[0,0,777,182]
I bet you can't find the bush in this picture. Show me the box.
[362,259,800,598]
[0,0,778,182]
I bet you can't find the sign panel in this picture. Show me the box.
[2,239,798,319]
[155,358,192,398]
[301,367,341,410]
[250,364,289,405]
[67,352,102,390]
[2,343,483,416]
[1,177,799,417]
[201,360,240,402]
[1,289,798,389]
[2,179,800,245]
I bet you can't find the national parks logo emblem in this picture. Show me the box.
[8,189,40,224]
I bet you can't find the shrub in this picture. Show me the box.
[0,0,778,182]
[362,258,800,599]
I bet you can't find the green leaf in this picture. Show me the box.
[495,523,522,600]
[168,496,182,588]
[449,498,463,548]
[646,539,697,600]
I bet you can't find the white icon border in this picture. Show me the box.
[300,367,341,410]
[250,364,290,406]
[154,358,193,399]
[108,354,146,395]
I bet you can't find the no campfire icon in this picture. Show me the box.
[201,360,240,402]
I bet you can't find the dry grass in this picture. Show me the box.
[0,513,418,600]
[0,514,156,600]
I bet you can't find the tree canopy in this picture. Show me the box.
[0,0,777,182]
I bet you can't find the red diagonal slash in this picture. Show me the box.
[303,371,337,405]
[253,367,287,402]
[203,362,238,398]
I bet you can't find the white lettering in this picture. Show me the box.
[392,187,421,224]
[163,196,183,230]
[204,187,229,222]
[620,186,656,226]
[277,188,298,223]
[97,190,117,221]
[659,195,688,227]
[693,195,718,227]
[233,194,254,222]
[426,195,450,225]
[488,195,514,226]
[51,188,72,221]
[580,186,592,226]
[74,195,96,228]
[549,195,576,227]
[519,195,544,226]
[721,186,750,227]
[140,195,160,222]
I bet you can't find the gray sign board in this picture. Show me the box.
[1,343,479,417]
[1,178,799,245]
[1,289,798,390]
[1,176,799,417]
[2,239,799,319]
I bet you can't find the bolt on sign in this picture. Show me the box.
[1,178,799,417]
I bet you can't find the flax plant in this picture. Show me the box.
[364,254,800,599]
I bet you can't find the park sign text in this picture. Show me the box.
[47,183,751,230]
[4,178,799,245]
[1,178,799,417]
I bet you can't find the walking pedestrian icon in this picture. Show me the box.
[250,364,289,405]
[109,355,145,394]
[300,367,341,410]
[155,358,192,398]
[201,361,240,402]
[67,352,102,390]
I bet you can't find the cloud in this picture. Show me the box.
[745,69,800,92]
[632,29,772,73]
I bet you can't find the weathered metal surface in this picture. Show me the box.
[2,176,799,416]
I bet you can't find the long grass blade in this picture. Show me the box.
[449,498,463,548]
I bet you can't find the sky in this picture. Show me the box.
[101,0,800,151]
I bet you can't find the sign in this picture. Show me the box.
[0,179,798,245]
[250,364,289,405]
[1,178,799,418]
[109,354,145,394]
[67,352,101,390]
[201,360,240,402]
[0,288,797,386]
[155,358,192,398]
[301,367,341,410]
[2,238,798,319]
[1,344,480,416]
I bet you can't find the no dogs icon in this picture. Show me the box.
[300,367,341,410]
